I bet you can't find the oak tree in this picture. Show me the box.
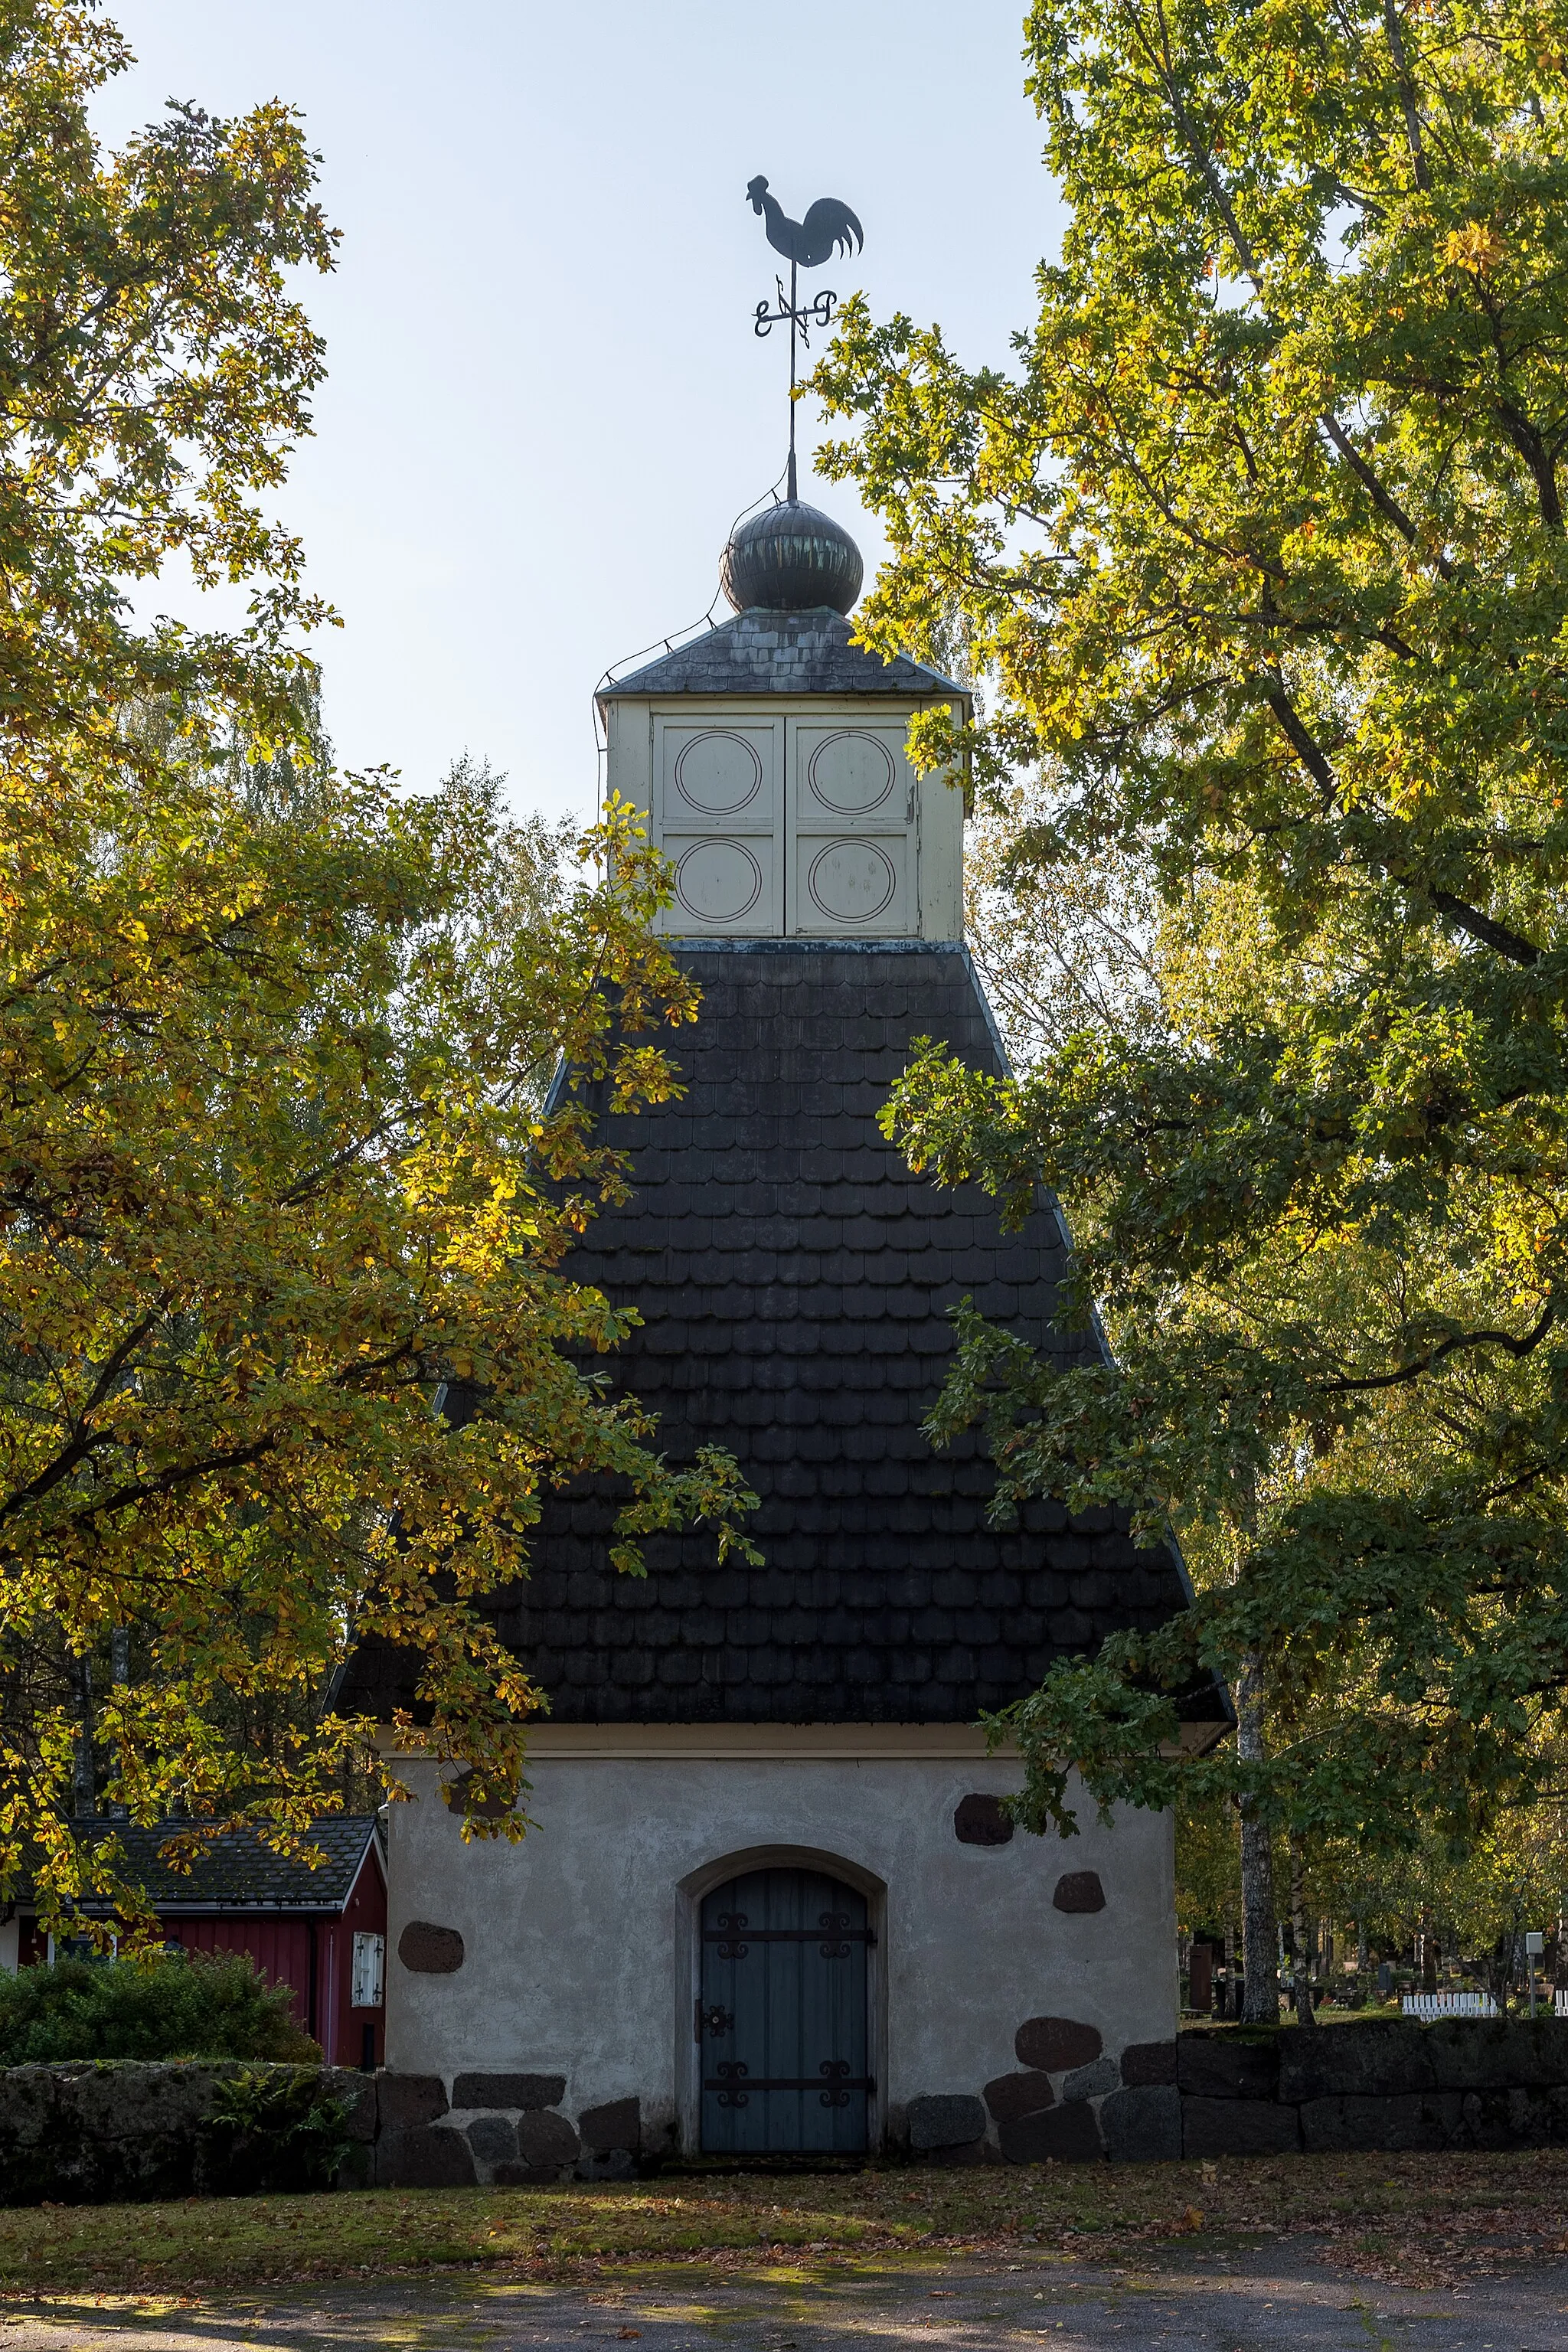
[0,3,756,1931]
[816,0,1568,2014]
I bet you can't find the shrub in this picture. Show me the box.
[203,2066,354,2193]
[0,1952,318,2064]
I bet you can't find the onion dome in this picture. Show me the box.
[720,498,864,616]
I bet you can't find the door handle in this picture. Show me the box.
[906,781,916,823]
[694,2000,734,2043]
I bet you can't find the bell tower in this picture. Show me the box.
[335,166,1223,2180]
[598,498,968,939]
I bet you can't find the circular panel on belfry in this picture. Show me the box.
[808,841,896,924]
[673,731,763,815]
[675,840,763,923]
[807,732,896,814]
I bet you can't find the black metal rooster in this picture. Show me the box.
[746,176,864,270]
[746,174,864,501]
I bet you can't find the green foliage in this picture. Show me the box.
[0,0,335,763]
[0,0,760,1931]
[204,2065,354,2194]
[815,0,1568,1859]
[0,1954,316,2064]
[965,775,1164,1060]
[1175,1786,1246,1941]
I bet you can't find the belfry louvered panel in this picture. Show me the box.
[648,713,922,938]
[655,720,782,935]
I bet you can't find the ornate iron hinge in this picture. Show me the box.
[703,2058,876,2111]
[703,1910,877,1959]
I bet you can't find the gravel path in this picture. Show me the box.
[3,2239,1566,2352]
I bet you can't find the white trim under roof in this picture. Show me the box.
[371,1718,1226,1764]
[377,1722,1009,1762]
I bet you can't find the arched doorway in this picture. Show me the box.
[698,1864,873,2154]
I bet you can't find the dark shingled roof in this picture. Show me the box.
[28,1818,384,1914]
[599,609,967,704]
[340,942,1216,1729]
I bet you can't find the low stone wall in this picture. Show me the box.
[9,2020,1566,2198]
[0,2063,641,2202]
[1179,2018,1568,2155]
[906,2015,1181,2165]
[0,2062,378,2203]
[904,2016,1568,2164]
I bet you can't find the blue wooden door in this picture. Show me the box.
[698,1867,872,2154]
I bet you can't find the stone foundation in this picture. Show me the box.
[908,2014,1182,2164]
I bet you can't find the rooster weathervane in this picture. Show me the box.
[747,175,863,501]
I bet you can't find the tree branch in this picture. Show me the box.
[0,1308,163,1525]
[1142,0,1264,287]
[1494,397,1563,531]
[0,1437,283,1566]
[1326,1295,1557,1394]
[1426,887,1540,965]
[1382,0,1432,191]
[1321,413,1454,579]
[1264,684,1543,964]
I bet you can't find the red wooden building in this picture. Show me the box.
[16,1818,387,2069]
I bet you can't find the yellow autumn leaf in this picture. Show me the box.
[1445,220,1504,274]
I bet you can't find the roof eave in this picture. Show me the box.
[596,613,972,711]
[23,1879,364,1913]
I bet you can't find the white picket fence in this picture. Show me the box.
[1400,1988,1568,2018]
[1401,1991,1499,2019]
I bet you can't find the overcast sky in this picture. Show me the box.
[98,3,1066,822]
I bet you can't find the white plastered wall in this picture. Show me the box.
[383,1740,1175,2154]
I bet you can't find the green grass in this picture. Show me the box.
[2,2149,1567,2297]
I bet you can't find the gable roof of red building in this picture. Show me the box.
[21,1817,384,1915]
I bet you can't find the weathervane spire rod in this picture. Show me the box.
[746,175,863,500]
[787,256,798,502]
